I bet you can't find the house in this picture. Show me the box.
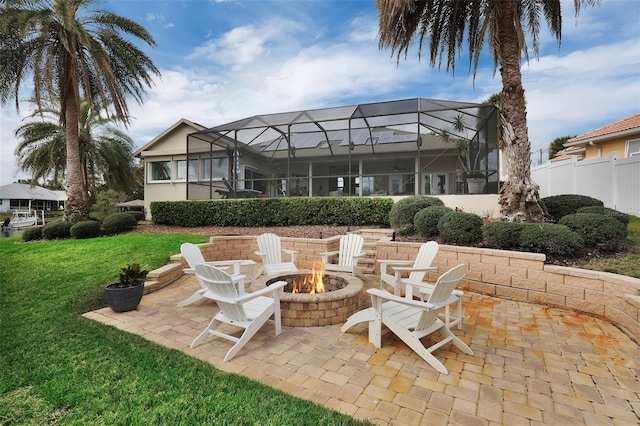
[135,98,500,217]
[562,113,640,160]
[0,183,67,214]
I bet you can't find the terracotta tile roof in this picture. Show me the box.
[554,145,584,156]
[568,113,640,143]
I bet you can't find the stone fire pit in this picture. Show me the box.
[250,271,364,327]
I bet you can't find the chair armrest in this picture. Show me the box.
[283,249,298,263]
[206,260,241,276]
[320,251,339,263]
[377,259,413,275]
[234,280,287,303]
[390,266,437,273]
[367,288,436,309]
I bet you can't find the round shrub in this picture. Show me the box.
[541,194,603,222]
[576,206,630,225]
[70,220,103,239]
[437,211,483,245]
[389,196,444,235]
[483,221,526,249]
[42,221,73,239]
[128,211,146,222]
[414,206,453,237]
[102,212,138,235]
[22,227,42,242]
[558,213,628,251]
[519,223,584,256]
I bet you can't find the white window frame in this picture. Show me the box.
[626,138,640,157]
[148,161,171,183]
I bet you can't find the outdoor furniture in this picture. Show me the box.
[341,264,473,374]
[216,177,262,199]
[378,241,439,297]
[254,233,298,276]
[320,234,366,276]
[177,242,255,307]
[190,264,287,361]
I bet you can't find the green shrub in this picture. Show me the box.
[414,206,453,237]
[519,223,584,256]
[22,227,42,242]
[102,212,138,235]
[70,220,103,239]
[576,206,630,225]
[150,198,393,228]
[389,196,444,235]
[128,211,146,222]
[437,211,483,245]
[42,221,73,239]
[542,194,603,222]
[558,213,628,251]
[483,221,525,249]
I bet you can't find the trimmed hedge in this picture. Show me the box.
[437,211,484,245]
[482,221,525,250]
[128,211,146,222]
[102,212,138,235]
[519,223,584,256]
[42,221,73,239]
[22,227,42,242]
[558,213,628,251]
[389,196,444,235]
[414,206,453,237]
[576,206,630,225]
[150,197,393,228]
[541,194,603,222]
[70,220,103,239]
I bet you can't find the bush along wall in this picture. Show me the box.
[150,197,394,227]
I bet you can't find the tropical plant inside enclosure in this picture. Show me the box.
[375,0,599,221]
[0,0,160,223]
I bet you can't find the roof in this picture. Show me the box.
[115,199,144,208]
[189,97,497,158]
[566,113,640,145]
[0,183,67,201]
[133,118,206,157]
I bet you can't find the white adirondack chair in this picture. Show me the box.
[254,233,298,276]
[341,264,473,374]
[190,264,287,361]
[320,234,366,276]
[378,241,440,297]
[177,242,249,307]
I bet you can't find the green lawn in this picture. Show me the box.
[0,233,370,425]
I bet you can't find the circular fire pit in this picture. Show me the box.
[250,271,364,327]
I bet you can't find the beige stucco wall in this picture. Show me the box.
[583,133,639,160]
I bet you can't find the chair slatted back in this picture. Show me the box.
[181,242,206,269]
[409,241,439,282]
[337,234,364,267]
[416,264,467,330]
[257,233,282,265]
[195,264,247,322]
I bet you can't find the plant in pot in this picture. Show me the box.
[438,114,486,194]
[105,263,149,312]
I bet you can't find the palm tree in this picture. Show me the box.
[0,0,159,222]
[15,98,139,196]
[376,0,598,221]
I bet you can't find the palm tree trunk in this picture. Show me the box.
[496,3,547,222]
[64,95,91,223]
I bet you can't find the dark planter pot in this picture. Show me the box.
[105,282,144,312]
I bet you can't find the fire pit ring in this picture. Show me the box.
[250,271,364,327]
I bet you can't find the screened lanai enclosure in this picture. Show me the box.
[185,98,499,200]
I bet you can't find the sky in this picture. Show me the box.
[1,0,639,186]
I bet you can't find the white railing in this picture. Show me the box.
[531,154,640,216]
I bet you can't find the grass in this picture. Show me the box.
[0,233,371,425]
[582,216,640,278]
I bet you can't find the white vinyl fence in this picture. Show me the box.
[531,154,640,216]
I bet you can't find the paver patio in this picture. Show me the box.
[84,273,640,425]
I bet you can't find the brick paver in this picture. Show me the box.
[84,274,640,425]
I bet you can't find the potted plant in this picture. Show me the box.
[104,263,149,312]
[438,114,486,194]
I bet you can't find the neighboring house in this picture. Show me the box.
[135,98,499,216]
[0,183,67,214]
[561,113,640,160]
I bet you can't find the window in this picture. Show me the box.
[149,161,171,181]
[201,157,228,180]
[176,160,198,181]
[627,139,640,157]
